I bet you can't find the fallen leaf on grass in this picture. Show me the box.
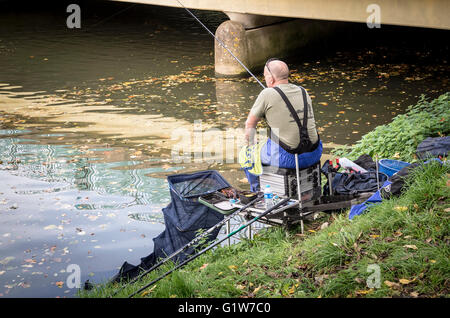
[253,286,262,294]
[356,289,373,295]
[141,285,157,296]
[404,244,418,250]
[399,278,416,285]
[199,263,208,271]
[384,280,400,289]
[288,284,299,294]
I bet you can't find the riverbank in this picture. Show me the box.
[80,93,449,298]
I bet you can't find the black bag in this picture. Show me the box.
[324,171,388,196]
[322,154,387,196]
[416,136,450,160]
[380,163,420,199]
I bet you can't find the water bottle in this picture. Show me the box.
[264,184,274,209]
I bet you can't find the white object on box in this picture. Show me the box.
[339,157,368,173]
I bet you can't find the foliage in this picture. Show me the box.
[332,93,450,161]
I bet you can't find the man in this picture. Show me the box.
[242,58,323,191]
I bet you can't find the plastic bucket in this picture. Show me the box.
[378,159,411,177]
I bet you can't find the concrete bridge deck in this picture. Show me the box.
[111,0,449,76]
[112,0,449,30]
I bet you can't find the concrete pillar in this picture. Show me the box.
[215,13,339,77]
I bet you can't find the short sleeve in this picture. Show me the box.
[249,89,270,119]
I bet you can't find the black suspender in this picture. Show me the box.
[271,86,320,154]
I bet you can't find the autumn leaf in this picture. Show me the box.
[228,265,237,271]
[384,280,400,289]
[199,263,208,271]
[356,289,373,295]
[288,283,299,294]
[399,278,416,285]
[394,206,408,212]
[404,244,418,250]
[141,285,157,296]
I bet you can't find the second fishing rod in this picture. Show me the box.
[110,193,263,296]
[128,196,291,298]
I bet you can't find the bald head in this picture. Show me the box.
[264,59,289,87]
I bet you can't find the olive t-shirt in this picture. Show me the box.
[250,83,319,149]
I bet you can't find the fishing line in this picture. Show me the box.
[175,0,266,89]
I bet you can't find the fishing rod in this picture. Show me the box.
[128,196,291,298]
[110,193,263,297]
[175,0,266,89]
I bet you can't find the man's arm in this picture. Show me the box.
[245,113,260,145]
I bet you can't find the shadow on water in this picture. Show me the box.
[0,0,448,297]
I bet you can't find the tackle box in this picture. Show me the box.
[259,162,321,203]
[198,192,237,215]
[199,189,259,215]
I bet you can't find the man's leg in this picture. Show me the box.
[243,167,260,192]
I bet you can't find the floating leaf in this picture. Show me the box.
[0,256,15,265]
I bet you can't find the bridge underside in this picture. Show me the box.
[111,0,449,76]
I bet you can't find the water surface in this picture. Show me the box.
[0,0,448,297]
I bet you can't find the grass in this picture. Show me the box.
[80,161,449,298]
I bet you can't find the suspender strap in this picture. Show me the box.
[271,86,320,154]
[273,86,306,133]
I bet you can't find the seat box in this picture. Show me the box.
[259,162,321,202]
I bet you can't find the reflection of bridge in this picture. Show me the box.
[112,0,450,75]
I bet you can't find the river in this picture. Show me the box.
[0,0,448,297]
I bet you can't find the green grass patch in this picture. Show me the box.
[80,161,449,298]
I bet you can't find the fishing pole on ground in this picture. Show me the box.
[128,196,291,298]
[175,0,266,89]
[110,193,263,297]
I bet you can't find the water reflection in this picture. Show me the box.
[0,0,448,298]
[0,129,177,206]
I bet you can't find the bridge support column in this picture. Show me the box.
[215,13,337,77]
